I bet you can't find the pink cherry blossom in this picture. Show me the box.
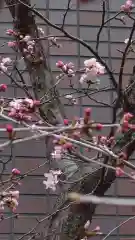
[120,0,134,12]
[9,99,22,110]
[12,168,21,175]
[126,0,133,7]
[8,98,39,121]
[2,57,12,65]
[24,98,34,108]
[56,61,75,77]
[63,119,69,125]
[80,58,105,84]
[8,41,16,48]
[56,61,64,68]
[0,64,7,73]
[27,40,35,46]
[43,170,62,191]
[9,191,19,199]
[123,112,133,121]
[94,226,101,232]
[6,29,15,35]
[23,35,31,42]
[96,62,105,74]
[84,58,97,68]
[0,57,11,73]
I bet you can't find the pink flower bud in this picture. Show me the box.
[8,110,16,117]
[12,168,21,175]
[6,124,13,133]
[84,108,92,117]
[96,123,103,131]
[8,41,16,48]
[6,29,14,35]
[63,142,72,150]
[124,112,133,121]
[115,167,124,177]
[56,61,64,68]
[0,84,7,92]
[100,136,107,144]
[64,119,69,125]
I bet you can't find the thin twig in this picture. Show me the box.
[96,0,106,52]
[61,0,72,29]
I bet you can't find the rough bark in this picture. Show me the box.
[5,0,65,124]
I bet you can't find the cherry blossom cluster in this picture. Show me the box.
[21,35,36,56]
[51,108,105,162]
[42,108,133,190]
[65,94,78,105]
[80,58,105,84]
[56,61,75,78]
[120,112,134,132]
[92,135,115,147]
[121,0,134,12]
[6,29,18,48]
[56,58,105,85]
[51,138,73,161]
[53,108,104,157]
[6,29,36,60]
[8,98,40,121]
[43,170,62,191]
[6,28,60,65]
[7,29,26,49]
[0,57,12,73]
[0,190,19,212]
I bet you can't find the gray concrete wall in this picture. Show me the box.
[0,0,135,239]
